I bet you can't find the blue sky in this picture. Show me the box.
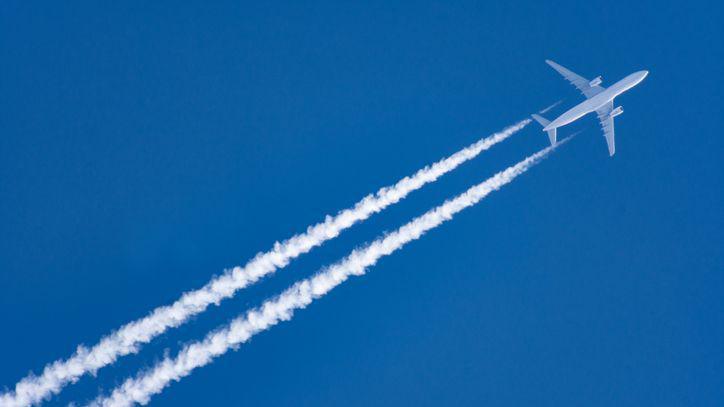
[1,1,722,406]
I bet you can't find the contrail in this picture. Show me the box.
[89,139,568,407]
[539,100,563,114]
[0,120,529,407]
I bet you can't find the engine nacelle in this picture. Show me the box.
[610,106,623,117]
[589,76,602,87]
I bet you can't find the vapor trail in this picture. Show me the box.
[90,140,567,407]
[1,120,529,407]
[539,100,563,114]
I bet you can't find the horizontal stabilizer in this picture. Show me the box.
[531,114,551,127]
[531,114,557,145]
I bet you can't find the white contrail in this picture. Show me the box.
[539,100,563,114]
[89,140,567,407]
[0,120,529,407]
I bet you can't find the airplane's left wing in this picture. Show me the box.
[546,60,605,99]
[596,101,616,156]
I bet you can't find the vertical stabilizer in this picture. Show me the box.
[546,128,557,145]
[531,114,557,145]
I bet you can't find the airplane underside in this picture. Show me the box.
[531,60,648,156]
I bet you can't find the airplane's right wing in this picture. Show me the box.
[546,60,605,99]
[596,101,616,156]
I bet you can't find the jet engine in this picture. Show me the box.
[611,106,623,117]
[589,76,602,87]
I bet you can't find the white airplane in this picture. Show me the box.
[531,60,648,156]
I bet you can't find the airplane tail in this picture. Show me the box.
[531,114,557,145]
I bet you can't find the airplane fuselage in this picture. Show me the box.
[543,70,648,131]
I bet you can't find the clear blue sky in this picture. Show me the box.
[1,2,722,406]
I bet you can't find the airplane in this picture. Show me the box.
[531,60,648,156]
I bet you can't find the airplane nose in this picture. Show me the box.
[641,70,649,79]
